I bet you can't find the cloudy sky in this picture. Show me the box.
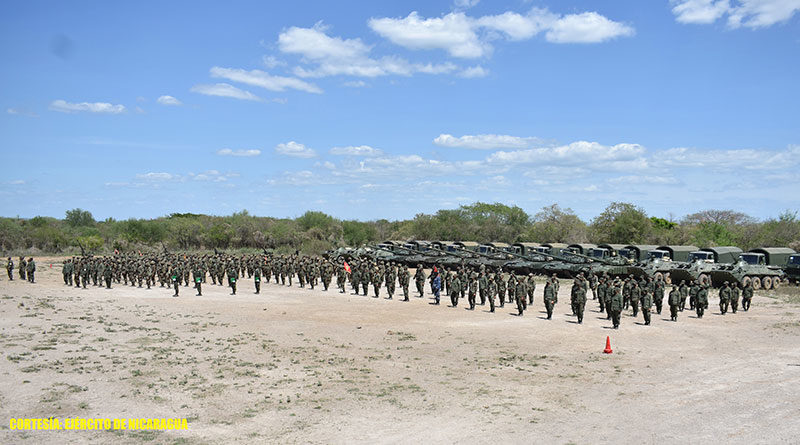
[1,0,799,221]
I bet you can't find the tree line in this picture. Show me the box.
[1,203,799,255]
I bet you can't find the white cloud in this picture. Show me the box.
[368,8,634,58]
[476,10,553,40]
[188,170,236,182]
[608,175,680,185]
[136,172,175,181]
[544,11,636,43]
[8,179,25,185]
[217,148,261,157]
[190,83,261,101]
[670,0,800,28]
[268,170,317,185]
[454,0,480,9]
[369,12,487,58]
[654,145,800,170]
[487,141,646,171]
[6,108,38,117]
[280,23,371,61]
[49,99,125,114]
[458,65,489,78]
[434,133,544,149]
[278,24,458,78]
[330,145,384,156]
[671,0,731,24]
[262,55,286,68]
[156,95,182,106]
[343,80,367,87]
[275,141,317,158]
[210,66,322,94]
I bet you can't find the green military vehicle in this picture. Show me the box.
[785,253,800,285]
[669,246,742,287]
[710,247,793,289]
[619,245,675,282]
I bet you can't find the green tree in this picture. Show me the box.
[65,208,95,227]
[527,204,587,243]
[342,220,377,246]
[590,202,652,243]
[0,218,25,250]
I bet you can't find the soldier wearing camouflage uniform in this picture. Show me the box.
[668,285,680,321]
[414,265,425,298]
[543,276,557,320]
[741,280,753,311]
[696,284,709,318]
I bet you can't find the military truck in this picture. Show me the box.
[595,244,629,260]
[785,253,800,285]
[710,247,794,289]
[513,242,549,255]
[567,243,598,255]
[540,243,570,255]
[656,245,699,262]
[619,245,660,262]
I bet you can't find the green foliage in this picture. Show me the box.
[342,220,377,246]
[650,217,676,230]
[0,218,25,250]
[590,202,652,244]
[78,235,104,251]
[2,204,799,254]
[527,204,587,243]
[691,222,737,247]
[65,208,95,227]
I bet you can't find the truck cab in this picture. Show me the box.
[688,251,715,263]
[739,253,767,266]
[588,248,611,259]
[647,250,671,261]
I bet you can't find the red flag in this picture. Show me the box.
[343,261,351,273]
[433,266,438,273]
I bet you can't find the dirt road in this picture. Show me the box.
[2,260,799,444]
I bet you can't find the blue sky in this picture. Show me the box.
[1,0,799,222]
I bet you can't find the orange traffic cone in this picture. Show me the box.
[603,336,613,354]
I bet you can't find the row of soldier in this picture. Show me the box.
[5,257,36,283]
[51,252,756,327]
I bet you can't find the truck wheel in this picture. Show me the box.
[752,277,761,290]
[762,276,773,290]
[655,272,663,281]
[772,278,781,289]
[742,276,752,287]
[665,272,672,285]
[699,274,710,286]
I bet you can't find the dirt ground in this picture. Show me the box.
[2,257,800,444]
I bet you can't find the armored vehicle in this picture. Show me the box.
[710,255,784,289]
[668,247,742,287]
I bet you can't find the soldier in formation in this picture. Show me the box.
[668,285,680,322]
[35,248,763,328]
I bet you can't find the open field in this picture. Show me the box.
[2,258,800,444]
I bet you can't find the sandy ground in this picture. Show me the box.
[1,257,800,444]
